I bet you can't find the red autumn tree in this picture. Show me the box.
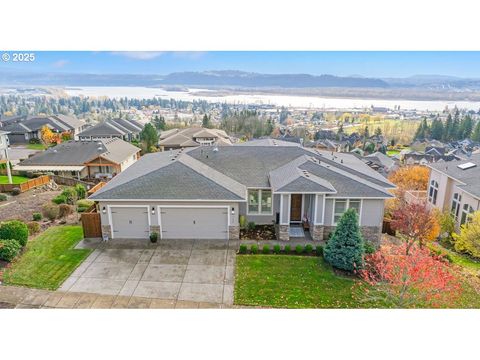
[391,201,440,254]
[356,243,461,308]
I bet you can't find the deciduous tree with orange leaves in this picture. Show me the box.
[391,201,440,254]
[355,243,461,308]
[388,165,430,191]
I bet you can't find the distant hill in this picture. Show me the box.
[158,70,389,88]
[0,70,388,88]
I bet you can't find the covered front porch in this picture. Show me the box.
[275,193,326,242]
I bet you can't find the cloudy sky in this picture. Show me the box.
[2,51,480,78]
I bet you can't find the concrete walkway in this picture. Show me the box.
[0,285,228,309]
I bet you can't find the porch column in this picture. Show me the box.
[276,193,290,241]
[311,194,325,242]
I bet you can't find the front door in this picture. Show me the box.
[290,194,302,222]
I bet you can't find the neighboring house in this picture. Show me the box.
[158,127,232,150]
[364,151,398,174]
[77,118,144,142]
[14,138,140,180]
[1,115,86,144]
[0,130,13,183]
[90,141,394,244]
[427,154,480,228]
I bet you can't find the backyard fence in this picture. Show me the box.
[51,175,95,189]
[81,207,102,238]
[0,175,51,193]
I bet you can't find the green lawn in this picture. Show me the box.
[386,150,400,156]
[235,255,364,308]
[234,254,480,309]
[26,143,46,150]
[429,242,480,272]
[0,175,30,184]
[2,225,91,290]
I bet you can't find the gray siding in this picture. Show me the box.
[360,199,385,226]
[315,194,324,224]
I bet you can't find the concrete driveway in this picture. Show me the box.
[59,239,237,306]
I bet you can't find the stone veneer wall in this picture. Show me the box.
[275,224,290,241]
[322,225,382,246]
[229,225,240,240]
[150,225,160,236]
[311,225,324,241]
[101,225,112,240]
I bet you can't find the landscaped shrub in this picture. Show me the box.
[0,220,29,246]
[304,244,313,254]
[0,239,22,262]
[149,232,159,243]
[11,187,21,196]
[273,244,281,254]
[61,187,78,205]
[42,203,59,221]
[364,241,376,254]
[58,204,74,218]
[262,245,270,254]
[76,199,94,212]
[247,221,256,231]
[26,221,40,235]
[74,184,86,199]
[284,245,291,253]
[324,208,365,272]
[315,245,324,257]
[239,244,248,254]
[32,212,42,221]
[251,244,258,254]
[295,245,303,254]
[29,138,41,144]
[239,215,246,229]
[52,194,67,204]
[0,194,7,202]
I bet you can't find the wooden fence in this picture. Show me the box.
[81,209,102,238]
[0,175,51,193]
[87,181,107,195]
[52,175,95,189]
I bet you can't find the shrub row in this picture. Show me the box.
[0,220,29,262]
[52,184,87,205]
[239,243,323,256]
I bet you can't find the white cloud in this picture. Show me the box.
[52,59,69,68]
[112,51,165,60]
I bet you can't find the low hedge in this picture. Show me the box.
[0,239,22,262]
[0,220,29,246]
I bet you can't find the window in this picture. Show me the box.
[451,193,462,219]
[333,199,347,224]
[334,199,362,224]
[248,189,272,214]
[460,204,475,225]
[428,180,439,205]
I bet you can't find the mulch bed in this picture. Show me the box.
[240,225,276,240]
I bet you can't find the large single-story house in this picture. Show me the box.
[14,138,140,180]
[1,115,86,144]
[427,154,480,227]
[77,118,144,142]
[158,127,232,150]
[90,140,395,243]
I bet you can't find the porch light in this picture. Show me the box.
[151,207,156,215]
[231,207,235,215]
[102,206,106,214]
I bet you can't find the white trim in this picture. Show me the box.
[279,194,284,225]
[157,205,230,240]
[322,195,327,225]
[92,198,246,202]
[287,194,291,224]
[325,196,391,199]
[301,194,305,221]
[332,199,363,226]
[246,189,273,216]
[108,205,151,240]
[313,194,318,225]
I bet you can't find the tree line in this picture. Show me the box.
[219,109,274,139]
[414,111,480,142]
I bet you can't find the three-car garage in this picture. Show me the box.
[108,205,231,240]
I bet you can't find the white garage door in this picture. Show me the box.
[111,207,149,239]
[160,207,228,240]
